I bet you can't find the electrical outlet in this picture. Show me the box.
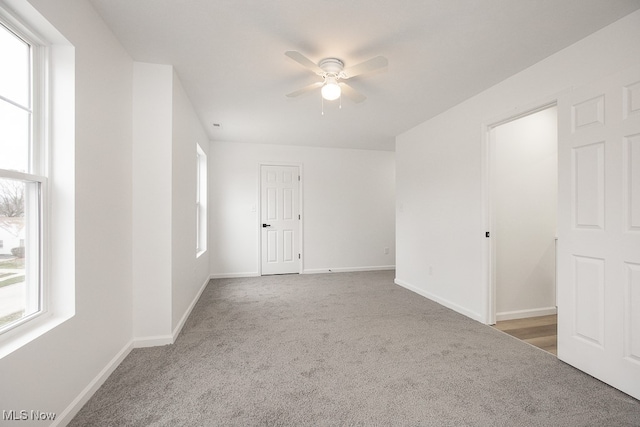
[429,266,433,276]
[384,247,390,255]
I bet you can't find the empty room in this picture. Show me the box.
[0,0,639,425]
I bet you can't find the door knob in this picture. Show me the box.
[262,224,271,228]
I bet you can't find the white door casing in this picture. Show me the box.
[483,101,558,325]
[557,65,640,399]
[260,165,301,275]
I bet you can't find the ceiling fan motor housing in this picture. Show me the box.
[318,58,345,77]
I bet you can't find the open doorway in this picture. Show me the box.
[488,105,558,354]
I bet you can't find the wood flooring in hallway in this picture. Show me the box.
[494,314,557,356]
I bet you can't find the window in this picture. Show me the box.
[0,20,45,333]
[196,144,207,256]
[0,2,74,358]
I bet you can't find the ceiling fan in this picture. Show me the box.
[285,51,388,104]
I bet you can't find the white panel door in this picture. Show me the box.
[557,65,640,399]
[261,165,300,275]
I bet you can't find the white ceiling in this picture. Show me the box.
[88,0,640,151]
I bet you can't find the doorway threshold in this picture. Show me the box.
[494,314,557,356]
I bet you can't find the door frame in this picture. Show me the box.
[481,96,561,325]
[257,162,304,276]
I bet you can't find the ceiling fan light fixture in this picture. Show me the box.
[286,52,385,105]
[321,78,341,101]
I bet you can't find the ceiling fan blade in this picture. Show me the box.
[342,56,388,79]
[286,81,323,98]
[339,82,366,103]
[285,51,324,75]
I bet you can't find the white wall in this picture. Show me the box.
[171,71,210,332]
[132,62,173,340]
[210,141,395,276]
[0,4,212,423]
[0,0,134,422]
[396,10,640,322]
[492,107,557,319]
[132,64,212,343]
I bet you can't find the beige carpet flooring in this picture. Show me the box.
[70,271,640,426]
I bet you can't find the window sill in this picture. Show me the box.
[0,310,73,359]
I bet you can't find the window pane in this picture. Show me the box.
[0,178,40,331]
[0,99,30,172]
[0,24,30,108]
[196,145,207,255]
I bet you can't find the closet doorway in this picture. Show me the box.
[488,105,558,353]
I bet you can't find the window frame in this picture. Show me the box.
[0,16,48,335]
[196,143,207,257]
[0,0,75,359]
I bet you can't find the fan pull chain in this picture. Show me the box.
[321,95,324,115]
[339,93,342,109]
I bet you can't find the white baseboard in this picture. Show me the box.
[52,340,133,426]
[54,277,213,425]
[394,278,483,322]
[303,265,396,274]
[172,276,210,341]
[133,277,213,348]
[210,267,396,278]
[209,272,259,279]
[132,335,173,348]
[496,306,557,321]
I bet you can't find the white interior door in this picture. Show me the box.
[261,165,300,275]
[557,65,640,399]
